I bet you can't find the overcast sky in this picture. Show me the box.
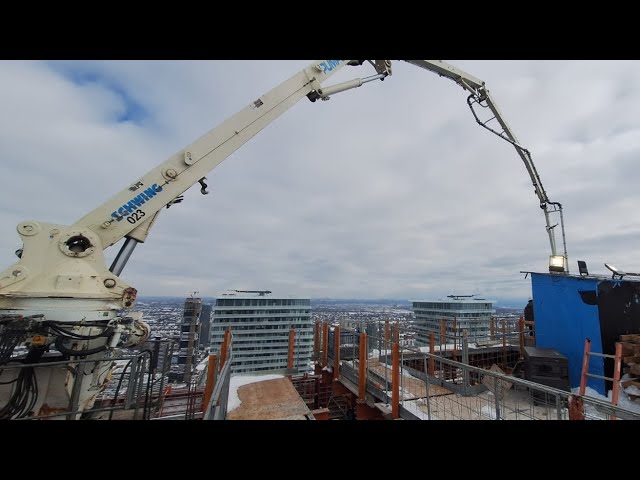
[1,60,639,305]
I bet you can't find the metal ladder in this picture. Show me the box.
[579,338,622,420]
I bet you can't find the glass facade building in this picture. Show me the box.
[412,296,495,345]
[211,292,312,374]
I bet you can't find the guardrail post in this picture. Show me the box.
[462,329,470,395]
[519,316,525,357]
[220,328,231,368]
[358,332,367,401]
[429,334,435,375]
[322,321,329,367]
[333,325,341,380]
[422,355,432,420]
[202,354,218,414]
[288,328,295,369]
[67,363,84,420]
[501,319,507,368]
[568,394,585,420]
[611,341,622,420]
[453,317,458,356]
[392,340,399,419]
[314,320,320,362]
[579,338,591,396]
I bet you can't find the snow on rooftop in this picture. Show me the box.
[228,374,285,413]
[195,357,209,372]
[401,399,441,420]
[625,385,640,396]
[571,384,640,416]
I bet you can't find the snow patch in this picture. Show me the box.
[624,385,640,396]
[480,405,497,419]
[571,385,640,415]
[195,357,209,372]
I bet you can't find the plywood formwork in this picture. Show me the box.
[226,377,311,420]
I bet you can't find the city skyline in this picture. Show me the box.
[1,60,638,302]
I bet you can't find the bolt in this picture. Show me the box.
[166,169,177,179]
[104,278,116,288]
[23,225,33,232]
[12,270,21,277]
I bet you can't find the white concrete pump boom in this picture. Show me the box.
[0,59,567,419]
[75,60,390,250]
[404,60,569,273]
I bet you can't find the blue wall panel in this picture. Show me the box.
[530,273,605,395]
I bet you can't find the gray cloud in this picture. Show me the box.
[1,60,639,304]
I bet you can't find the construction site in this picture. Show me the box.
[2,60,640,422]
[5,310,640,421]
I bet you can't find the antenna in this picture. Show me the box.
[604,263,640,280]
[233,290,272,296]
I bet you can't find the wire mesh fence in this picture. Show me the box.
[322,319,640,421]
[1,341,172,420]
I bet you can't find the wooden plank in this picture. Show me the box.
[623,355,640,364]
[631,364,640,375]
[620,334,640,344]
[620,342,640,355]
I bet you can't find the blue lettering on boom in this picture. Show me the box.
[320,60,343,73]
[111,183,163,222]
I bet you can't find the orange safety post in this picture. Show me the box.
[440,319,446,352]
[322,321,329,368]
[568,395,585,420]
[611,342,623,420]
[394,322,400,344]
[358,332,367,400]
[219,328,231,368]
[579,338,591,396]
[314,320,320,361]
[288,328,295,369]
[333,325,341,380]
[392,340,399,419]
[384,320,390,343]
[201,354,218,413]
[428,334,435,375]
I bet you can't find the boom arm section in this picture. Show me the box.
[403,60,569,273]
[0,59,391,419]
[75,60,389,249]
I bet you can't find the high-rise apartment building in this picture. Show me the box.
[198,303,212,350]
[412,295,494,345]
[211,290,312,374]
